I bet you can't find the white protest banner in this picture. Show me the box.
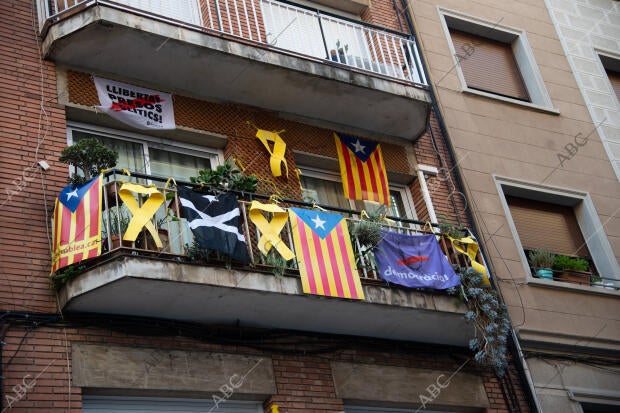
[94,76,175,130]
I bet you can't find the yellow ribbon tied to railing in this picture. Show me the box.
[249,200,295,261]
[119,182,165,247]
[255,128,289,178]
[447,235,490,285]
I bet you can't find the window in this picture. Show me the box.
[300,169,416,220]
[115,0,202,25]
[68,123,221,182]
[496,178,620,290]
[345,407,453,413]
[449,29,528,101]
[440,10,554,110]
[83,395,262,412]
[507,196,590,258]
[599,54,620,103]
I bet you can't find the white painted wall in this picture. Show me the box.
[545,0,620,180]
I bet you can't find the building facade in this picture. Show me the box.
[405,0,620,412]
[0,0,539,412]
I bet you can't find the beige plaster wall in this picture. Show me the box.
[407,0,620,353]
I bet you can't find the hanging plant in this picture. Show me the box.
[457,268,510,375]
[350,207,386,250]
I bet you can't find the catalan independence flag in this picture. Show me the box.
[51,175,103,274]
[335,132,390,206]
[289,208,364,300]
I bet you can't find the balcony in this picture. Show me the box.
[56,172,475,346]
[39,0,431,140]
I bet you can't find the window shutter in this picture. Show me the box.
[449,29,530,101]
[606,69,620,102]
[506,196,589,257]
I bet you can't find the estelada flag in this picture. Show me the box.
[289,207,364,300]
[334,132,390,206]
[51,175,103,274]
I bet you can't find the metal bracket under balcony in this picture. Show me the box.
[39,0,431,140]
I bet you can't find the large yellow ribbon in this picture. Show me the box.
[255,129,289,178]
[447,235,490,285]
[249,201,295,261]
[119,182,165,247]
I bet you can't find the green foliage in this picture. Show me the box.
[552,255,590,272]
[459,268,510,376]
[189,161,258,193]
[185,241,210,262]
[102,206,131,237]
[59,138,118,186]
[335,39,349,54]
[50,263,86,289]
[262,249,292,277]
[437,215,467,239]
[527,249,555,269]
[351,208,385,250]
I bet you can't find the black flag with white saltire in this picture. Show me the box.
[177,187,250,263]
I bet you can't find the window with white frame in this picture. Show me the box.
[496,178,620,290]
[68,123,221,181]
[439,10,555,111]
[68,124,223,255]
[300,168,416,221]
[599,53,620,104]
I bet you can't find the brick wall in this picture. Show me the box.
[1,323,530,413]
[0,1,523,412]
[0,0,67,313]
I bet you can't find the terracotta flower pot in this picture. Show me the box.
[555,270,591,286]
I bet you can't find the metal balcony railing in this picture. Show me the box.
[38,0,428,85]
[93,171,468,283]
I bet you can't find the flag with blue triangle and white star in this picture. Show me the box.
[51,175,103,274]
[334,132,390,206]
[288,207,364,299]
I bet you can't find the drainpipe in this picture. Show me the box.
[0,321,9,413]
[399,1,543,411]
[511,329,544,413]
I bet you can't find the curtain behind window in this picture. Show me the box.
[73,131,147,174]
[148,148,211,182]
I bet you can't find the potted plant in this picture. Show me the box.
[102,205,132,250]
[189,161,258,194]
[330,40,349,63]
[552,255,591,285]
[59,137,118,186]
[527,249,555,280]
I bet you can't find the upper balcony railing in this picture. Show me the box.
[38,0,428,85]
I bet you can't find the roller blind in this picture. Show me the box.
[450,29,530,101]
[83,396,262,412]
[606,69,620,102]
[506,196,589,257]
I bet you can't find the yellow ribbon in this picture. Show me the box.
[447,235,489,285]
[255,129,289,178]
[119,182,165,247]
[249,201,295,261]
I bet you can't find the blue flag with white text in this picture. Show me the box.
[374,230,460,289]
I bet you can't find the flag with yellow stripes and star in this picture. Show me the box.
[288,207,364,300]
[51,175,103,274]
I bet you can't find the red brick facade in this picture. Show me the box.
[0,0,530,412]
